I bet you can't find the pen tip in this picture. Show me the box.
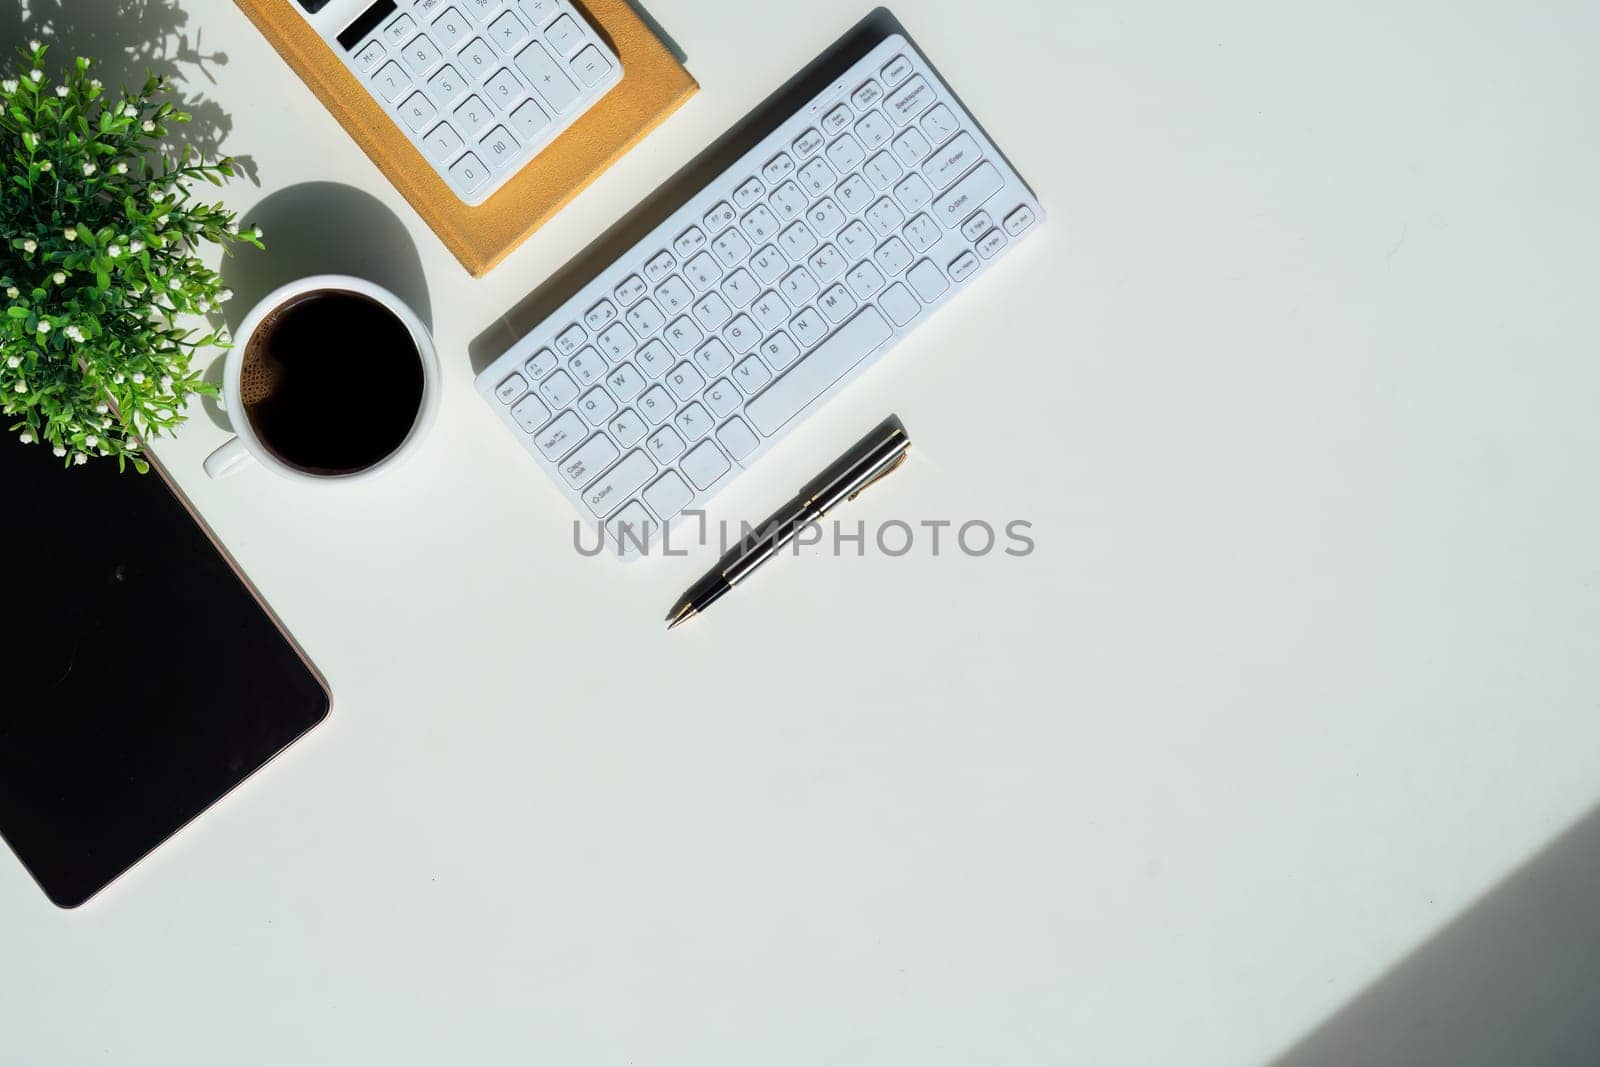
[666,604,696,630]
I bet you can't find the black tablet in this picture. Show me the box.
[0,432,329,908]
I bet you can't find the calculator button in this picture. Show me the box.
[509,393,549,431]
[582,451,654,517]
[452,94,493,136]
[561,435,619,489]
[509,98,549,141]
[569,46,610,88]
[431,7,471,48]
[400,35,442,74]
[517,0,558,22]
[716,417,759,461]
[462,0,504,22]
[487,9,530,49]
[643,470,692,519]
[458,37,497,76]
[371,61,412,102]
[355,41,386,72]
[398,92,439,132]
[680,440,730,489]
[494,372,528,403]
[479,125,521,169]
[483,67,524,106]
[534,411,586,460]
[544,14,584,55]
[447,151,490,193]
[421,122,464,162]
[381,14,417,47]
[515,40,580,112]
[427,64,467,102]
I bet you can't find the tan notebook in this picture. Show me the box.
[233,0,697,277]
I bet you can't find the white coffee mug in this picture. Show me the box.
[203,275,440,482]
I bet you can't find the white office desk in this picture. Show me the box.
[4,2,1599,1063]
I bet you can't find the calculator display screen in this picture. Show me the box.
[296,0,332,13]
[337,0,398,51]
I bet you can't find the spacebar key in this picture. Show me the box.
[746,308,892,435]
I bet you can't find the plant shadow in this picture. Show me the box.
[0,0,258,184]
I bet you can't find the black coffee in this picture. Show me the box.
[241,289,424,475]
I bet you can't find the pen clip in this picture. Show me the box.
[846,448,909,502]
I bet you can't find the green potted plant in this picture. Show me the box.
[0,40,261,471]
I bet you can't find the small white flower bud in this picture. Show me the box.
[54,85,67,98]
[1,80,16,93]
[53,445,66,457]
[29,71,43,83]
[4,286,17,299]
[4,355,18,368]
[28,39,41,50]
[90,79,102,90]
[64,226,77,241]
[115,162,128,174]
[101,417,111,429]
[159,376,173,391]
[82,162,96,176]
[13,381,25,393]
[150,189,165,203]
[38,160,50,172]
[107,244,121,258]
[123,104,137,118]
[52,271,65,284]
[131,372,145,384]
[85,434,98,447]
[142,120,155,133]
[114,373,125,383]
[73,453,86,465]
[35,320,50,334]
[22,239,36,253]
[130,240,144,253]
[18,430,33,444]
[217,288,234,302]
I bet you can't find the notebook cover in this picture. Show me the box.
[232,0,697,277]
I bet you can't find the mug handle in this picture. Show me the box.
[204,436,254,479]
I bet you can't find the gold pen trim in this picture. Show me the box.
[846,448,910,502]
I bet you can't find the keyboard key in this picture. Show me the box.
[675,402,713,440]
[626,298,665,338]
[717,417,760,459]
[704,201,737,232]
[582,451,655,516]
[817,283,856,323]
[609,408,646,447]
[560,433,618,487]
[821,104,852,136]
[421,122,462,162]
[691,291,731,330]
[458,37,497,76]
[585,299,617,330]
[906,259,947,302]
[398,92,438,132]
[711,228,752,267]
[606,363,645,401]
[673,226,706,257]
[484,67,525,107]
[645,426,685,463]
[1004,205,1036,235]
[643,251,676,283]
[749,245,786,284]
[851,79,884,111]
[797,158,834,197]
[885,75,933,125]
[746,308,891,435]
[751,290,789,332]
[856,111,892,151]
[778,220,817,260]
[372,61,411,102]
[948,249,979,281]
[893,173,932,212]
[760,331,800,369]
[479,125,521,169]
[808,244,846,283]
[664,316,703,355]
[891,126,931,165]
[789,307,825,347]
[453,95,493,137]
[778,268,818,305]
[762,153,795,184]
[961,210,994,242]
[933,161,1002,227]
[539,368,579,406]
[637,385,674,424]
[771,181,807,221]
[578,385,617,424]
[665,362,704,400]
[516,40,579,112]
[741,204,778,243]
[554,323,587,355]
[693,337,733,376]
[837,219,874,258]
[656,276,692,314]
[431,7,471,48]
[722,268,759,306]
[355,40,387,72]
[525,347,557,378]
[510,393,549,431]
[733,177,765,210]
[879,281,919,326]
[568,348,604,385]
[881,54,913,86]
[724,314,759,352]
[807,198,846,237]
[597,322,635,360]
[534,411,586,459]
[614,274,647,306]
[509,98,550,141]
[845,260,885,299]
[925,132,982,189]
[544,13,584,55]
[427,64,468,102]
[447,151,490,193]
[400,34,442,73]
[903,212,940,252]
[732,355,772,393]
[684,251,721,291]
[793,127,825,157]
[836,173,873,213]
[644,470,693,519]
[865,197,904,236]
[636,339,672,378]
[704,378,740,416]
[874,235,912,275]
[975,228,1006,259]
[826,133,865,172]
[921,103,959,143]
[570,47,611,87]
[495,372,528,403]
[864,151,901,190]
[681,439,731,489]
[606,501,655,552]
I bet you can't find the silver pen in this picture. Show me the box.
[665,414,912,629]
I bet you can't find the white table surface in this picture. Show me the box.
[5,1,1599,1063]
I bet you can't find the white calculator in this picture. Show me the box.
[291,0,624,205]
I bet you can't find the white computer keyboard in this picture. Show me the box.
[476,33,1043,555]
[291,0,622,205]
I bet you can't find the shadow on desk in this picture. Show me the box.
[0,0,258,184]
[1270,802,1600,1067]
[467,6,904,376]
